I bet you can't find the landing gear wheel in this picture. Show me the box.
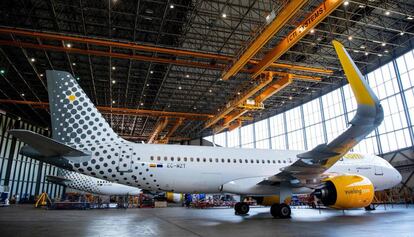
[365,204,376,211]
[278,203,291,218]
[234,202,250,215]
[270,204,280,218]
[270,203,291,218]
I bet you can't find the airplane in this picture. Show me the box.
[10,40,402,218]
[47,170,141,196]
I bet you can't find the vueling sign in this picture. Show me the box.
[287,4,326,44]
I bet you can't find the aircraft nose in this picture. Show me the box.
[392,167,402,187]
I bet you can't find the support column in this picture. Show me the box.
[393,58,414,146]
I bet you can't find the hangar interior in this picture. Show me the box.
[0,0,414,235]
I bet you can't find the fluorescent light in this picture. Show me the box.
[407,16,413,20]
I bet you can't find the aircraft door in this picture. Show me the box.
[117,146,133,172]
[374,165,383,176]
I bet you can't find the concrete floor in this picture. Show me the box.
[0,205,413,237]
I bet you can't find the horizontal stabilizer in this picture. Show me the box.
[46,175,71,186]
[9,129,90,161]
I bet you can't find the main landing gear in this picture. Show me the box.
[234,202,250,215]
[270,203,291,219]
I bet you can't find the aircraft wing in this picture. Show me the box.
[261,40,383,186]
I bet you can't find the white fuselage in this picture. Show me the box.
[71,141,401,195]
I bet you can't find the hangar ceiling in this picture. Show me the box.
[0,0,413,142]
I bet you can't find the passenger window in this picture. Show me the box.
[177,157,181,161]
[171,157,174,161]
[184,157,187,162]
[278,160,281,164]
[283,160,286,163]
[256,160,259,164]
[196,158,200,162]
[215,158,219,162]
[250,159,254,163]
[203,158,206,162]
[157,156,161,161]
[272,160,275,164]
[150,156,154,161]
[245,159,248,163]
[267,160,270,164]
[233,159,237,163]
[190,157,194,162]
[164,156,167,161]
[239,159,242,163]
[221,158,225,163]
[209,158,212,162]
[262,160,265,164]
[227,159,231,163]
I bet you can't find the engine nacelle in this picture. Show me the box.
[314,174,374,209]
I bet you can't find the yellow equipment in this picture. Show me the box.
[35,192,52,208]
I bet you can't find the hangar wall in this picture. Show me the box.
[0,113,63,200]
[201,47,414,191]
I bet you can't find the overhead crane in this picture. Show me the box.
[206,0,344,134]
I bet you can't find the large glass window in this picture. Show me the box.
[202,48,414,154]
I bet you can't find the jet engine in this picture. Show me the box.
[313,174,374,209]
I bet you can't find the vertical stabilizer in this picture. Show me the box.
[46,70,121,144]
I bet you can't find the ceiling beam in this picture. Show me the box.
[0,99,213,120]
[221,0,308,80]
[0,28,333,75]
[251,0,345,78]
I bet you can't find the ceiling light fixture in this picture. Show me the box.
[381,42,386,46]
[310,29,315,34]
[170,4,174,9]
[112,66,116,70]
[30,58,35,62]
[348,35,353,40]
[222,13,227,18]
[343,1,349,6]
[385,11,390,16]
[112,80,116,84]
[66,43,72,48]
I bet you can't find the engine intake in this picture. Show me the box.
[314,174,374,209]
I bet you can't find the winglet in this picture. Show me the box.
[332,40,379,106]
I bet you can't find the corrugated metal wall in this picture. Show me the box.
[0,113,63,199]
